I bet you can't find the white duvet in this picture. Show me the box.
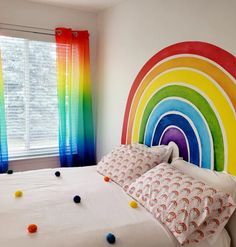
[0,166,230,247]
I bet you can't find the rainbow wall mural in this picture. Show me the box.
[122,41,236,175]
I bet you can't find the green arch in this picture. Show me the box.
[139,85,224,171]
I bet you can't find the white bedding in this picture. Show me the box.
[0,166,230,247]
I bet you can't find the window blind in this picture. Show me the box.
[0,36,58,158]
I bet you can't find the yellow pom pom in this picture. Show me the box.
[129,200,138,208]
[15,190,23,198]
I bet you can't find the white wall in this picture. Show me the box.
[97,0,236,161]
[0,0,98,170]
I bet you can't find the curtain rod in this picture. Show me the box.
[0,23,54,36]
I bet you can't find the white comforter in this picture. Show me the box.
[0,166,230,247]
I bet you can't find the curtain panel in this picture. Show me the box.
[0,51,8,173]
[55,28,96,167]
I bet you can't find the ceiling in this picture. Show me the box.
[28,0,124,12]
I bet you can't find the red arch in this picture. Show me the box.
[121,41,236,143]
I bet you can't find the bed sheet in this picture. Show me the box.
[0,166,230,247]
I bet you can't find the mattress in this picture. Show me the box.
[0,166,230,247]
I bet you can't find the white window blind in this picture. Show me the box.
[0,36,58,158]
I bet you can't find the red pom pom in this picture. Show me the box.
[104,176,110,182]
[28,224,38,233]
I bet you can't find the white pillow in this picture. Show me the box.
[171,158,236,202]
[147,144,173,162]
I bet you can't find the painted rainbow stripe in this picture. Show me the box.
[122,41,236,175]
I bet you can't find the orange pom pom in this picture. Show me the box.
[28,224,38,233]
[104,176,110,182]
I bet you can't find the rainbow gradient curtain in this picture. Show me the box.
[55,28,96,167]
[0,51,8,173]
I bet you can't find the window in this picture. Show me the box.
[0,36,58,158]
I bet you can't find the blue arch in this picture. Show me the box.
[152,114,199,165]
[144,99,212,168]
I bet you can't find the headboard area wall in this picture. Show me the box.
[122,41,236,176]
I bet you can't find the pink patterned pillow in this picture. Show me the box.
[97,144,172,190]
[127,163,236,245]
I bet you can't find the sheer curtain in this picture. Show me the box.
[55,28,95,167]
[0,51,8,172]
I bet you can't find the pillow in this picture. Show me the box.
[138,143,173,162]
[127,163,236,245]
[97,143,172,190]
[171,158,236,202]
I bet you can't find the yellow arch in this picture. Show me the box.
[132,69,236,174]
[127,56,236,143]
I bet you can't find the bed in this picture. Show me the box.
[1,40,236,247]
[0,166,232,247]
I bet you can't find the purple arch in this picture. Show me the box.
[160,128,189,161]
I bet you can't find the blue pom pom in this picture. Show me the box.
[55,171,61,177]
[7,170,13,174]
[73,195,81,203]
[106,233,116,244]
